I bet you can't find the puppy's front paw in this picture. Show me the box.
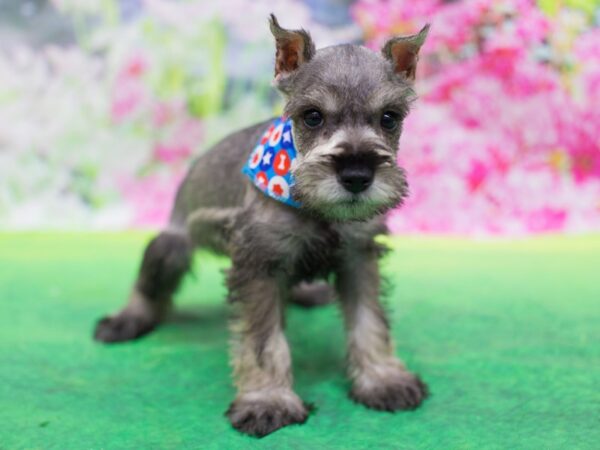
[93,315,155,343]
[351,369,428,412]
[226,390,308,437]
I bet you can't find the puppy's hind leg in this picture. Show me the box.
[94,230,192,343]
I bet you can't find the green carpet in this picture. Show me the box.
[1,233,599,449]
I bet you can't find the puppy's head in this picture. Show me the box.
[269,15,429,222]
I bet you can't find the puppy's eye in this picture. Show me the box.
[303,109,324,128]
[380,111,399,131]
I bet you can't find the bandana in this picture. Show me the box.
[242,117,301,208]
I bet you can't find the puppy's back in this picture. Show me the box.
[170,119,273,227]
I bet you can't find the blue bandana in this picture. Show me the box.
[242,117,301,208]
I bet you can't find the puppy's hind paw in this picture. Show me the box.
[351,371,428,412]
[226,391,309,437]
[93,315,156,343]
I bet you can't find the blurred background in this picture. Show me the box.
[2,4,599,447]
[1,0,599,235]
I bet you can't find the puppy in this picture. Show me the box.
[95,15,430,437]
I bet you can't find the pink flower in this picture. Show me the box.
[525,208,567,233]
[118,172,184,227]
[153,143,192,164]
[152,102,175,127]
[571,146,600,183]
[110,83,144,122]
[110,53,149,123]
[466,160,489,193]
[120,53,148,79]
[151,116,203,164]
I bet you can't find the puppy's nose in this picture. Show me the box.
[337,166,374,194]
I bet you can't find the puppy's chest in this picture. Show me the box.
[283,223,341,282]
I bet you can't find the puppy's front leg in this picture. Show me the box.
[337,249,427,411]
[226,275,308,437]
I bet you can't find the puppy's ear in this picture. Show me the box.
[381,25,430,81]
[269,14,316,81]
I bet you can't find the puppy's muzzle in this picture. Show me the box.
[334,153,378,194]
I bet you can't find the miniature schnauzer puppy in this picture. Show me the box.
[94,15,430,437]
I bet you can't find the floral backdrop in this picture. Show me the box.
[1,0,599,235]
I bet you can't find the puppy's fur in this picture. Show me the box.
[94,15,430,437]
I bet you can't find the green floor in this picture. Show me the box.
[1,233,599,449]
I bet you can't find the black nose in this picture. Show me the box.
[337,166,374,194]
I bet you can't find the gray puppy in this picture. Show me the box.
[95,15,429,437]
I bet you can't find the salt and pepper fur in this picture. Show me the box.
[94,15,430,437]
